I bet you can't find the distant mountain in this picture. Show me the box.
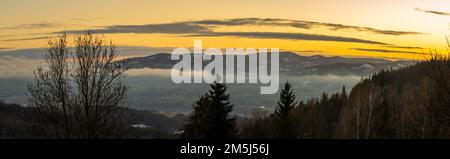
[1,47,413,76]
[0,46,173,59]
[124,52,414,76]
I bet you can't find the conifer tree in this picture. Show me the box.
[274,82,298,138]
[182,82,236,139]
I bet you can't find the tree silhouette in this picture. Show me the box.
[341,86,347,103]
[182,82,236,139]
[274,82,298,138]
[27,31,131,138]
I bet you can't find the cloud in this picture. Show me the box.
[37,17,423,45]
[191,18,423,35]
[70,17,103,22]
[124,68,171,77]
[415,8,450,16]
[192,18,312,28]
[61,22,212,34]
[0,47,13,51]
[56,19,388,45]
[2,36,54,42]
[59,18,422,36]
[0,35,15,38]
[188,32,387,45]
[316,23,421,35]
[1,23,62,30]
[383,45,423,50]
[351,48,425,55]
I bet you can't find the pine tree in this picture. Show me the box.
[274,82,298,138]
[181,82,236,139]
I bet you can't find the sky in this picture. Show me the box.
[1,0,450,60]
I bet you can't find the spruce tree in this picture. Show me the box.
[274,82,298,138]
[181,95,211,139]
[182,82,236,139]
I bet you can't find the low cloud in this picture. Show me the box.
[2,36,54,42]
[1,23,62,30]
[351,48,425,55]
[124,68,171,77]
[415,8,450,16]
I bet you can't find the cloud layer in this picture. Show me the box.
[53,18,423,45]
[2,36,54,42]
[351,48,425,55]
[383,45,423,50]
[1,23,62,30]
[191,18,422,35]
[0,48,13,51]
[188,32,387,45]
[415,8,450,16]
[62,22,212,34]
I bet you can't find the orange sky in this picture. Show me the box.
[1,0,450,60]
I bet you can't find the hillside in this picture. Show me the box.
[336,57,450,138]
[239,55,450,139]
[0,102,187,139]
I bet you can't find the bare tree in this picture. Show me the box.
[365,83,382,138]
[416,38,450,137]
[27,31,131,138]
[352,87,363,139]
[336,80,381,139]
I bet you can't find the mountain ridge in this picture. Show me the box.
[124,52,414,76]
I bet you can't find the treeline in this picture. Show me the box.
[336,54,450,138]
[182,53,450,139]
[0,102,35,138]
[0,102,187,139]
[239,85,347,139]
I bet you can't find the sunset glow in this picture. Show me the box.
[1,0,450,60]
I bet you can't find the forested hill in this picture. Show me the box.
[240,55,449,139]
[335,57,450,138]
